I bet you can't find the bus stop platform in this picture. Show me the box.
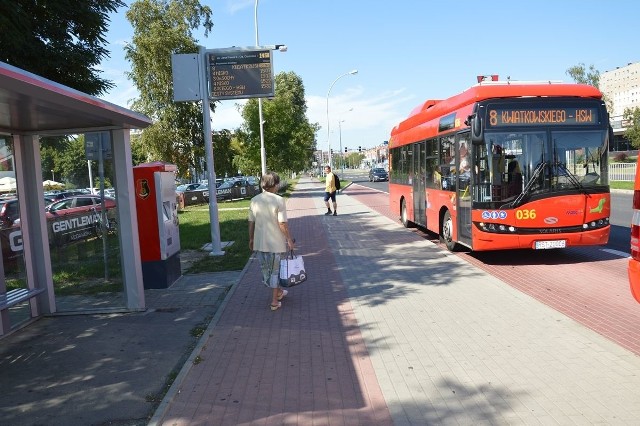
[150,176,640,425]
[2,175,640,425]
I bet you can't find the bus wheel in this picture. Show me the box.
[441,210,457,251]
[401,200,414,228]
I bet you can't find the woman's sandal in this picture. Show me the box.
[277,289,288,301]
[270,302,282,311]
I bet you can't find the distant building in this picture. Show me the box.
[600,62,640,151]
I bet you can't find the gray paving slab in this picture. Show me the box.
[318,178,640,425]
[0,270,239,426]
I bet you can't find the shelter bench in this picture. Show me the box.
[0,288,45,310]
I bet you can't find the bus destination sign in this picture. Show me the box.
[209,49,274,100]
[487,107,599,127]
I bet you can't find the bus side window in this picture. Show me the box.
[426,156,438,189]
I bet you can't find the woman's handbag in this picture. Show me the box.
[279,250,307,287]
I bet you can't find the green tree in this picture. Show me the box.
[0,1,126,184]
[125,0,212,178]
[239,71,319,175]
[39,135,110,189]
[566,63,613,114]
[212,129,239,177]
[566,63,600,87]
[623,107,640,149]
[130,132,151,166]
[0,0,124,96]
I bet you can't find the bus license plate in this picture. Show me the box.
[534,240,566,249]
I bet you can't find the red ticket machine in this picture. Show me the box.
[133,162,181,289]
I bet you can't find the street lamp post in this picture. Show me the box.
[254,2,287,176]
[255,0,267,176]
[337,107,352,175]
[326,70,357,169]
[338,120,345,175]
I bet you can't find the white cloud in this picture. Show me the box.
[211,100,247,130]
[306,87,416,148]
[226,0,255,14]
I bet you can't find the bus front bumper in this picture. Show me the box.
[471,226,610,252]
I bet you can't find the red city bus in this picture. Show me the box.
[629,167,640,303]
[388,78,612,252]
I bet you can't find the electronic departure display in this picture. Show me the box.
[487,107,599,127]
[209,49,274,100]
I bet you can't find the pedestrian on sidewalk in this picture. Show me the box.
[324,165,338,216]
[248,172,295,311]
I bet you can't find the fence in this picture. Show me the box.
[609,162,637,182]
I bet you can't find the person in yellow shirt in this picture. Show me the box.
[323,165,337,216]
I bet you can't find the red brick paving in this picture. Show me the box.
[156,184,392,426]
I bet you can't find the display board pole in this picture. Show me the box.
[199,45,225,256]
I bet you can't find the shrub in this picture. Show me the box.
[613,152,629,162]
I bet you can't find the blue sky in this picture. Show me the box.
[100,0,639,150]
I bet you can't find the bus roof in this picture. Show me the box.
[391,81,603,137]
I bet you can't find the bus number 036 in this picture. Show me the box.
[516,209,536,220]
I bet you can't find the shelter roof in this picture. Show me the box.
[0,61,152,136]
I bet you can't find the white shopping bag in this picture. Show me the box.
[279,250,307,287]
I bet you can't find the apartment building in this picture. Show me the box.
[600,62,640,151]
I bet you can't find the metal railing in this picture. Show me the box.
[609,162,637,181]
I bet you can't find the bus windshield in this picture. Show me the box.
[476,129,608,204]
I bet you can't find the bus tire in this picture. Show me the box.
[401,199,414,228]
[441,210,457,251]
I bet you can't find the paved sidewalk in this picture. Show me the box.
[152,176,640,425]
[0,269,239,426]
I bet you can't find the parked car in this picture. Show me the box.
[176,183,204,193]
[215,178,261,201]
[1,195,118,263]
[47,190,86,201]
[45,195,117,245]
[45,194,115,216]
[0,198,20,229]
[369,167,389,182]
[0,194,94,229]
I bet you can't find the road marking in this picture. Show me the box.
[352,183,388,194]
[601,248,630,258]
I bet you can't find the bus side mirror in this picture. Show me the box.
[470,114,483,145]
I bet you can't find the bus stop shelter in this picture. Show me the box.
[0,61,152,336]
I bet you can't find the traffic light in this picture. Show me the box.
[330,149,334,154]
[358,146,362,152]
[344,147,348,153]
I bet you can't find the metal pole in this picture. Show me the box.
[98,134,108,280]
[326,70,357,169]
[199,45,225,256]
[255,0,267,176]
[88,160,94,193]
[339,120,344,175]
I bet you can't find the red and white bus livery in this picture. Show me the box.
[388,78,611,252]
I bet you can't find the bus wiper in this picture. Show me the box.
[501,162,546,209]
[555,162,584,192]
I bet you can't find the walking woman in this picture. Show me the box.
[248,172,295,310]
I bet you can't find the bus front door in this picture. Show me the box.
[413,142,426,227]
